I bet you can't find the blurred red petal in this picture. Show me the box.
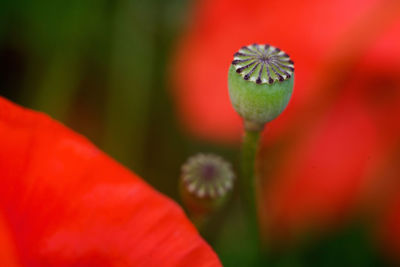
[0,97,221,266]
[171,0,381,143]
[259,16,400,239]
[171,0,400,256]
[260,88,380,239]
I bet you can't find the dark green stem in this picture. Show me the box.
[241,129,262,253]
[191,213,209,233]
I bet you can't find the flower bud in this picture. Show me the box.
[228,44,295,130]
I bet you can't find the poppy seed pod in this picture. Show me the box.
[228,44,294,130]
[180,154,234,217]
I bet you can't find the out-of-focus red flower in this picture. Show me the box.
[172,0,398,143]
[259,14,400,241]
[172,0,400,253]
[0,97,221,266]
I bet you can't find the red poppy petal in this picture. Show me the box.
[261,88,380,239]
[0,97,221,266]
[259,14,400,240]
[171,0,379,143]
[0,213,20,267]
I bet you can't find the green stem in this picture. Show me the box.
[241,129,262,255]
[191,213,209,232]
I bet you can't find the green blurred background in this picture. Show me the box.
[0,1,396,266]
[0,0,204,195]
[0,0,242,264]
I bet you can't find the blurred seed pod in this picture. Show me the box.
[180,153,235,219]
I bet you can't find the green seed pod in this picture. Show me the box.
[228,43,295,130]
[180,153,234,218]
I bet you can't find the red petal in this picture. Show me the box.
[171,0,381,143]
[260,90,380,239]
[172,0,400,247]
[0,213,20,267]
[258,18,400,240]
[0,97,221,266]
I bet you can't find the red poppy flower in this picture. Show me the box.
[172,0,400,252]
[172,0,399,143]
[0,97,221,266]
[259,14,400,240]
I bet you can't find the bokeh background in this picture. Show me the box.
[1,0,400,266]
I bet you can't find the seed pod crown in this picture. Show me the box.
[232,43,294,85]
